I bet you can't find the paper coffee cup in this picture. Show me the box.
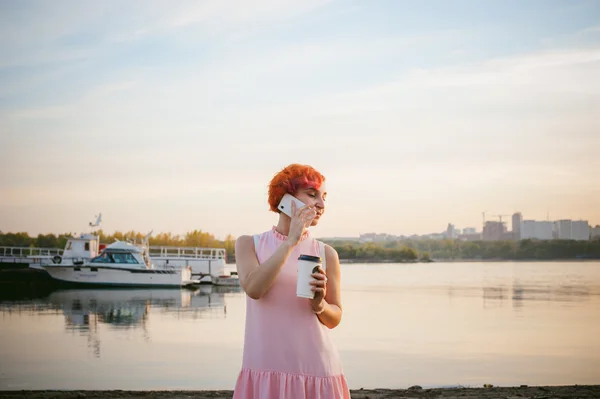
[296,254,322,299]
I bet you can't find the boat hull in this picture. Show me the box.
[42,266,191,287]
[212,275,241,287]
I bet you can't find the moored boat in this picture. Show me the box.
[11,213,229,286]
[212,273,241,287]
[42,241,195,287]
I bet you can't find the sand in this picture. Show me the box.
[1,385,599,399]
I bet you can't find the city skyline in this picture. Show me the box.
[1,1,599,240]
[2,209,598,242]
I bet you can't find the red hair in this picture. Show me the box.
[268,164,325,212]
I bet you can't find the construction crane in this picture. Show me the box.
[491,214,511,225]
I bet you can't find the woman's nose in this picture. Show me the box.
[315,197,325,209]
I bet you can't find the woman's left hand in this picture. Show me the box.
[309,266,327,312]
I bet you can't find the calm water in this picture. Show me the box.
[1,261,599,390]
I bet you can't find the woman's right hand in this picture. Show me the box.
[287,201,316,245]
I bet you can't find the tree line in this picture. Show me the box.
[0,230,236,260]
[2,230,599,262]
[324,238,600,261]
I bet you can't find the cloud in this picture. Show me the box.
[166,0,334,28]
[0,28,441,126]
[5,105,73,121]
[85,80,138,98]
[292,46,600,117]
[0,0,335,68]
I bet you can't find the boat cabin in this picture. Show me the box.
[90,241,152,269]
[50,234,101,265]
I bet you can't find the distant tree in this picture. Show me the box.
[419,251,432,262]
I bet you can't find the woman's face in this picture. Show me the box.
[294,185,327,226]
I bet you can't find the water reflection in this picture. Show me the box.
[481,281,596,310]
[445,282,597,310]
[510,282,593,304]
[482,286,509,308]
[30,285,241,357]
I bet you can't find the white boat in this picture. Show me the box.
[35,236,227,285]
[21,213,229,285]
[212,272,241,287]
[42,241,196,287]
[34,234,228,279]
[29,214,104,270]
[148,245,228,283]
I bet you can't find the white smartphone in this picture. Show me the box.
[277,193,306,217]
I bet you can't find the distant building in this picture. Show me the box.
[538,221,554,240]
[463,227,477,234]
[512,212,523,240]
[426,233,446,240]
[483,221,506,241]
[592,225,600,239]
[359,233,399,243]
[571,221,590,241]
[458,232,482,241]
[556,220,572,240]
[321,237,360,242]
[446,223,455,239]
[521,220,553,240]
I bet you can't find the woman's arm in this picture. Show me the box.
[236,202,316,300]
[310,244,343,329]
[235,235,295,299]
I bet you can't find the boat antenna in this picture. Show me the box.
[89,213,102,228]
[143,230,153,247]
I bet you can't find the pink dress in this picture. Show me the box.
[233,227,350,399]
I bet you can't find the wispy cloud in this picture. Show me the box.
[582,26,600,33]
[0,0,334,68]
[295,46,600,116]
[167,0,334,28]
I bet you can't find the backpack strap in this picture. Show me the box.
[318,240,327,272]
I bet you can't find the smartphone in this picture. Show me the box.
[278,193,306,217]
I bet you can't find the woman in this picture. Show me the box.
[233,164,350,399]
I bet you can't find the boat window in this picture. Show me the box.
[90,252,139,264]
[110,252,139,264]
[91,253,114,263]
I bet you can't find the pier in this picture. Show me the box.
[0,246,64,267]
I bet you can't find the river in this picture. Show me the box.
[1,261,599,390]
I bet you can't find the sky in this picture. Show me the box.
[1,0,599,240]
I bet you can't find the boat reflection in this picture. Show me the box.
[480,281,596,310]
[44,285,242,357]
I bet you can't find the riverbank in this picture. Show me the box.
[1,385,599,398]
[338,257,600,263]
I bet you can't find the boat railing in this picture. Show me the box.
[0,246,64,258]
[148,246,226,260]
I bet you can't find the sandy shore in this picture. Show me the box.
[1,386,599,398]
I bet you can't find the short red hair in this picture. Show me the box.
[268,164,325,213]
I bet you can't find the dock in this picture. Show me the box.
[0,244,239,289]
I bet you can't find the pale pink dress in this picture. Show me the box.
[233,227,350,399]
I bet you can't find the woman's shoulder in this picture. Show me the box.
[315,240,339,259]
[235,229,270,244]
[235,235,253,243]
